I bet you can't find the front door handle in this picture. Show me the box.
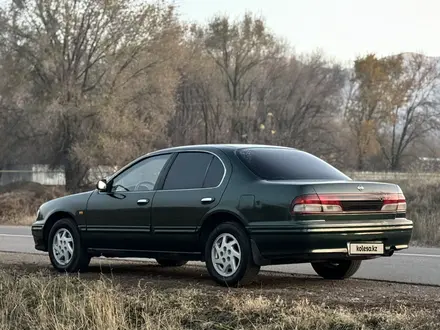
[137,198,150,205]
[201,197,215,204]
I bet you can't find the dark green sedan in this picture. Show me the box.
[31,144,413,286]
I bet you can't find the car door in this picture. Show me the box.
[84,153,172,251]
[151,151,228,252]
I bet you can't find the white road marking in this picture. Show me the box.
[0,234,33,238]
[397,253,440,258]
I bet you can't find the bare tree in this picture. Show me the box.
[201,13,284,143]
[0,22,46,178]
[0,0,181,191]
[254,52,346,156]
[377,53,440,170]
[344,54,407,170]
[169,29,229,145]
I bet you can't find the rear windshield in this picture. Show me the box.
[236,148,350,181]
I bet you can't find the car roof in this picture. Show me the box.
[107,144,297,181]
[148,144,294,155]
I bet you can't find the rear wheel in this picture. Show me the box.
[311,260,362,280]
[48,218,90,273]
[156,259,188,267]
[205,222,260,287]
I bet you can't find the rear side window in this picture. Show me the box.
[237,148,350,181]
[203,156,224,188]
[163,152,213,190]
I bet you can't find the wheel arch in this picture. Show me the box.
[43,211,77,245]
[198,209,248,252]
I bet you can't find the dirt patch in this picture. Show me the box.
[0,182,65,225]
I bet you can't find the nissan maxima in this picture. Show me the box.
[31,144,413,286]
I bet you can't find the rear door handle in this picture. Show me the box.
[201,197,215,203]
[137,198,150,205]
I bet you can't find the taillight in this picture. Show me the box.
[291,192,407,215]
[381,193,406,212]
[291,193,343,214]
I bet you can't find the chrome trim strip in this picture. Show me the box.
[303,225,413,233]
[294,220,326,224]
[310,244,409,254]
[293,221,413,228]
[250,225,413,233]
[310,248,348,253]
[352,231,383,235]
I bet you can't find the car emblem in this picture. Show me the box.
[357,185,364,191]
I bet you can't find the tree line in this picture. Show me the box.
[0,0,439,191]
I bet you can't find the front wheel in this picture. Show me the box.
[205,222,260,287]
[48,218,90,273]
[311,260,362,280]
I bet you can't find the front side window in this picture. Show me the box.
[163,152,215,190]
[111,154,171,192]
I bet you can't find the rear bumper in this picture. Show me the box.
[248,218,413,266]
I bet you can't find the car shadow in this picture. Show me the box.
[79,258,328,290]
[4,256,342,290]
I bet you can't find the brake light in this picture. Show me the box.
[290,192,407,215]
[291,193,343,214]
[381,193,406,212]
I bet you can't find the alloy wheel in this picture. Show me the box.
[52,228,74,266]
[211,233,241,277]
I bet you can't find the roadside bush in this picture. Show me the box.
[0,182,65,225]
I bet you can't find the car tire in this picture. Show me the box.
[156,259,188,267]
[205,222,260,287]
[48,218,90,273]
[311,260,362,280]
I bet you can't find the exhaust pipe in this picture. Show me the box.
[385,246,395,256]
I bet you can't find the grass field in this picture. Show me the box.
[0,178,439,246]
[393,179,440,246]
[1,266,439,330]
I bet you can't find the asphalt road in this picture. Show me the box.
[1,225,439,286]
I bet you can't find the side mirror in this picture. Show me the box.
[96,179,107,192]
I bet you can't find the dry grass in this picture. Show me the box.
[0,182,65,225]
[392,179,440,246]
[0,269,439,330]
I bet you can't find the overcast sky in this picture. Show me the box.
[175,0,439,65]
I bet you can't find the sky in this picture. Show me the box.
[174,0,440,65]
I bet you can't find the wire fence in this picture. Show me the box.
[1,165,440,186]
